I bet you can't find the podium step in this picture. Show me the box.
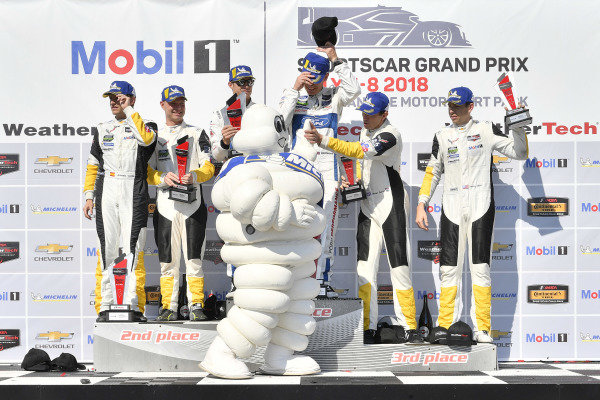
[94,299,497,372]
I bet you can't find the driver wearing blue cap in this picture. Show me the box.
[83,80,157,323]
[147,85,215,321]
[209,65,256,163]
[416,86,530,343]
[279,43,361,297]
[304,92,421,344]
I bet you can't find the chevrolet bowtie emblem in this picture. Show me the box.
[490,330,511,339]
[36,331,74,341]
[35,156,72,166]
[492,243,513,253]
[35,244,73,254]
[493,155,510,164]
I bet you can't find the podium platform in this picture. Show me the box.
[94,299,497,372]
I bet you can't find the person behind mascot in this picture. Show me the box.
[209,65,257,163]
[278,45,361,297]
[208,65,258,288]
[200,105,324,379]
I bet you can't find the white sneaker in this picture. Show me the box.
[474,330,494,343]
[260,343,320,376]
[199,336,252,379]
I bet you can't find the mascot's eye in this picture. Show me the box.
[274,115,285,133]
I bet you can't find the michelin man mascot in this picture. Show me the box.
[200,105,325,379]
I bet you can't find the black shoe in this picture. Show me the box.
[364,329,377,344]
[95,311,107,323]
[155,308,177,322]
[189,304,209,321]
[132,311,147,322]
[225,286,236,299]
[316,283,339,299]
[405,329,424,344]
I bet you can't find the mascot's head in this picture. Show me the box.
[232,104,288,155]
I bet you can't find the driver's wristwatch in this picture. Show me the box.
[331,59,344,69]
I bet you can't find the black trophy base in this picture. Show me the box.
[228,149,243,158]
[341,182,367,204]
[108,305,135,322]
[505,108,532,130]
[168,184,196,203]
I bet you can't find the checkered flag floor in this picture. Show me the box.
[0,362,599,385]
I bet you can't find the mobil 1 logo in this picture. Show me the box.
[194,40,230,73]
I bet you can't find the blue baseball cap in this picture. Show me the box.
[229,65,254,82]
[103,81,135,97]
[301,52,329,84]
[443,86,473,105]
[161,85,187,102]
[357,92,389,115]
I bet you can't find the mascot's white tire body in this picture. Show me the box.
[201,104,322,378]
[221,239,321,266]
[233,264,293,291]
[215,212,326,244]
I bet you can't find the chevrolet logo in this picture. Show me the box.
[493,155,510,164]
[36,331,74,342]
[491,330,512,340]
[36,244,73,254]
[35,156,72,166]
[492,243,513,253]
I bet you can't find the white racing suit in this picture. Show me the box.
[147,122,215,312]
[279,61,361,284]
[209,100,256,163]
[418,119,528,333]
[83,106,157,314]
[209,100,256,279]
[319,120,417,331]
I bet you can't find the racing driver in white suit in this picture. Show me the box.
[305,92,421,344]
[147,85,215,321]
[279,46,360,295]
[83,81,157,322]
[416,87,529,343]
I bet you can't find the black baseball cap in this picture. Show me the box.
[51,353,86,372]
[312,16,338,46]
[447,321,474,346]
[429,326,448,344]
[21,348,52,371]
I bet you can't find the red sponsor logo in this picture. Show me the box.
[542,122,597,135]
[313,308,333,318]
[337,125,361,136]
[391,352,469,365]
[120,330,201,344]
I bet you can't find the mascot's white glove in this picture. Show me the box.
[290,199,317,227]
[214,163,278,226]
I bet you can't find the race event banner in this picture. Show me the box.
[0,0,598,362]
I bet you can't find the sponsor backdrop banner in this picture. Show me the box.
[0,0,598,362]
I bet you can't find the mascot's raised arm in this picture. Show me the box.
[200,104,325,379]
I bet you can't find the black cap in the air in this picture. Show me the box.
[312,16,338,46]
